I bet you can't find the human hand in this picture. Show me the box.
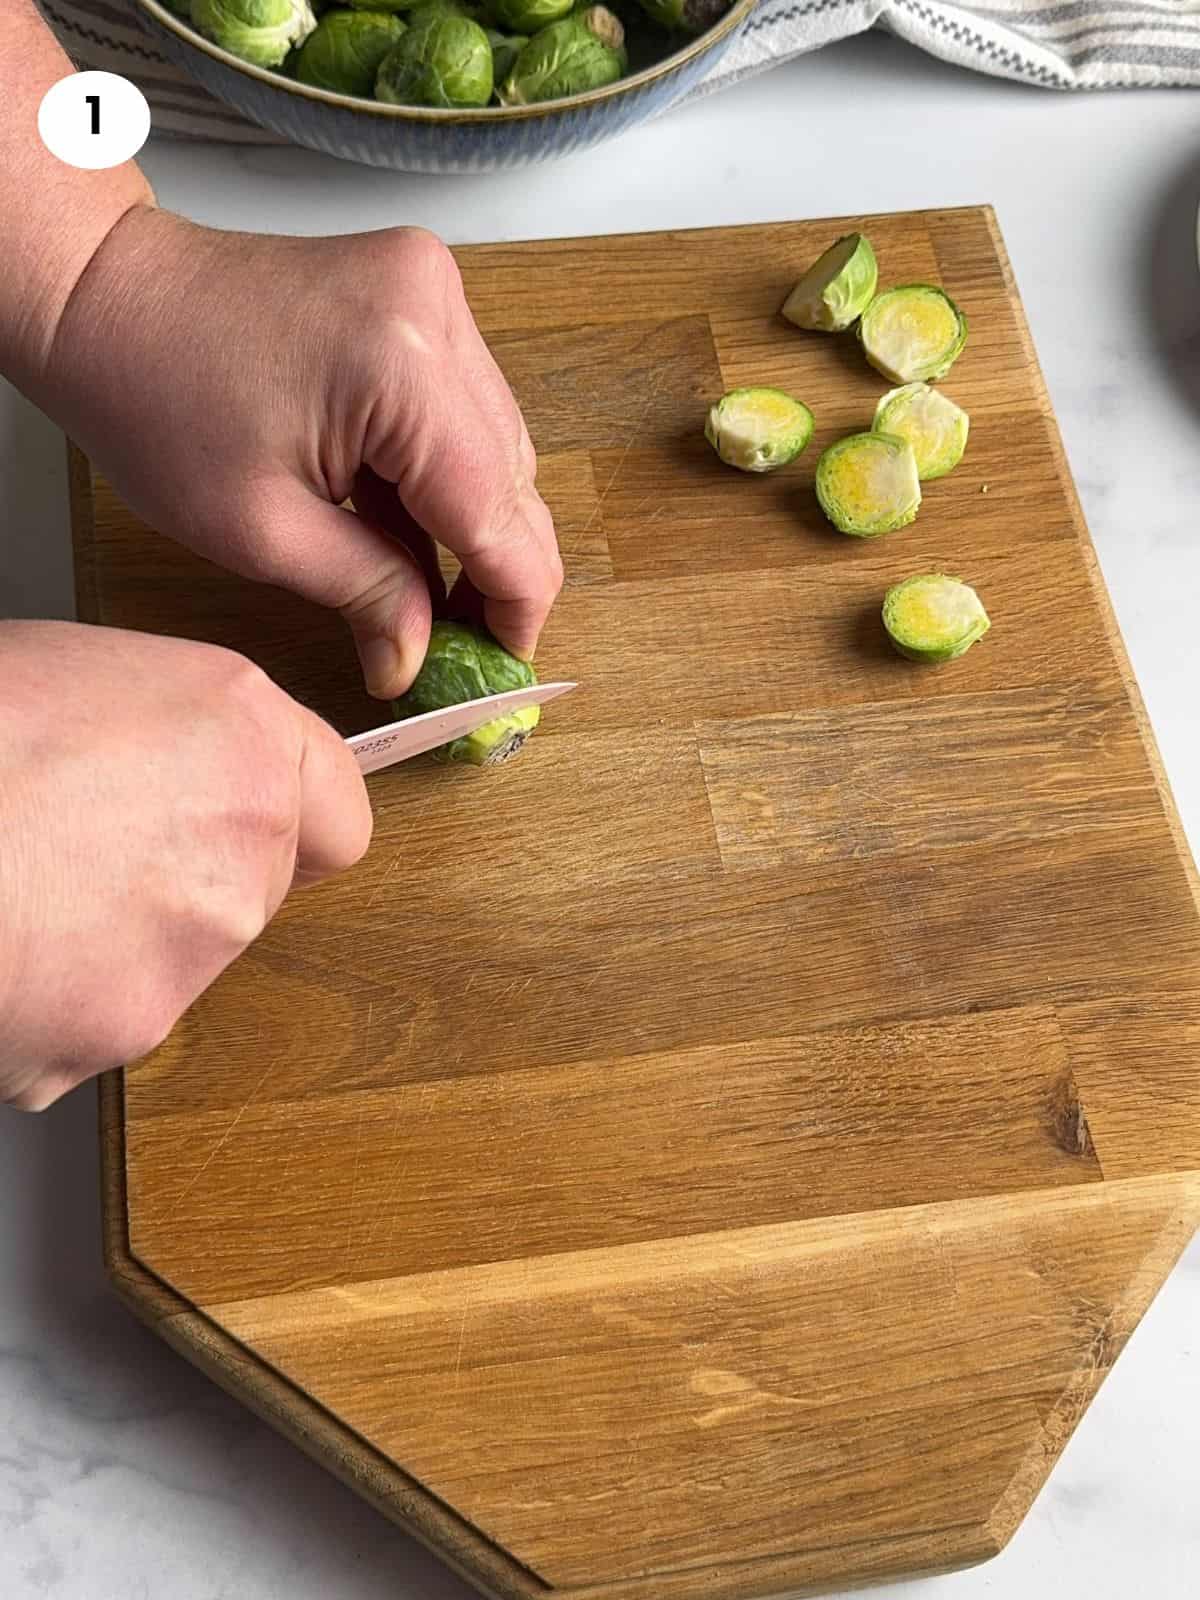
[32,209,563,698]
[0,621,372,1111]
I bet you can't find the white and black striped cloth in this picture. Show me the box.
[37,0,1200,144]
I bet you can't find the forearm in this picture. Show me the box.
[0,0,155,396]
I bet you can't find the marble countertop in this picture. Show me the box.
[2,30,1199,1600]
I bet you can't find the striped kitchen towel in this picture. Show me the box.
[36,0,1200,144]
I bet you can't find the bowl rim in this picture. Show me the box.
[133,0,759,122]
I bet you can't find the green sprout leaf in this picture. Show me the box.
[872,381,969,481]
[815,431,921,536]
[859,284,968,384]
[705,387,814,474]
[781,233,878,334]
[882,573,991,663]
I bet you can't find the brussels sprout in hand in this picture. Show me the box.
[393,621,541,766]
[859,284,968,384]
[295,10,407,94]
[499,10,625,103]
[490,0,573,31]
[781,233,878,333]
[191,0,317,69]
[705,387,814,473]
[375,10,494,106]
[815,431,921,536]
[634,0,730,32]
[882,574,990,663]
[873,382,969,481]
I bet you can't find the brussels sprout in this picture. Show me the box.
[882,573,991,663]
[375,11,494,105]
[393,621,540,766]
[780,233,877,334]
[191,0,317,68]
[815,431,921,537]
[161,0,192,15]
[705,387,814,474]
[634,0,730,32]
[295,10,406,93]
[346,0,414,8]
[485,27,528,82]
[872,382,969,481]
[489,0,572,30]
[498,12,625,103]
[859,284,968,384]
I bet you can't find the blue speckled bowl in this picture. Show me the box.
[133,0,758,173]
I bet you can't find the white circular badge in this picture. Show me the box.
[37,72,151,171]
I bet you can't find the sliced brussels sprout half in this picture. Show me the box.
[781,232,878,334]
[485,27,528,83]
[489,0,573,30]
[191,0,317,69]
[859,284,968,384]
[815,431,921,537]
[872,381,969,481]
[498,12,625,104]
[295,10,407,94]
[705,387,814,474]
[634,0,731,33]
[882,573,991,663]
[393,621,540,766]
[375,10,494,105]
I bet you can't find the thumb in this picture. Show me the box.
[257,481,435,700]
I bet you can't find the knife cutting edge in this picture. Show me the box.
[346,682,578,775]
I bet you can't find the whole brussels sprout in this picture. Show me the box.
[485,27,528,83]
[499,10,625,104]
[634,0,729,33]
[295,10,407,94]
[489,0,572,31]
[375,10,494,105]
[191,0,317,68]
[393,621,540,766]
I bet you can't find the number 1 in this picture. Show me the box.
[85,94,100,135]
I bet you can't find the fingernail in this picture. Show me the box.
[357,635,403,699]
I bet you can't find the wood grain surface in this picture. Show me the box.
[78,207,1200,1600]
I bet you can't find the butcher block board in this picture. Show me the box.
[77,207,1200,1600]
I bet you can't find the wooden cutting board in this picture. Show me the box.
[79,207,1200,1600]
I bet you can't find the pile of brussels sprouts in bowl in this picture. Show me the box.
[178,0,733,109]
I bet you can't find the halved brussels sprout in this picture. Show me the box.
[393,621,540,766]
[634,0,731,32]
[859,284,968,384]
[872,382,969,481]
[375,10,494,105]
[295,10,407,94]
[498,11,625,103]
[485,26,528,83]
[781,233,878,334]
[815,431,921,536]
[489,0,572,30]
[191,0,317,69]
[705,387,814,473]
[882,574,991,663]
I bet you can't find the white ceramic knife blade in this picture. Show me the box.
[346,683,577,775]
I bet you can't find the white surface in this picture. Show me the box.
[2,29,1200,1600]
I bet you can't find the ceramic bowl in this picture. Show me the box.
[132,0,759,173]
